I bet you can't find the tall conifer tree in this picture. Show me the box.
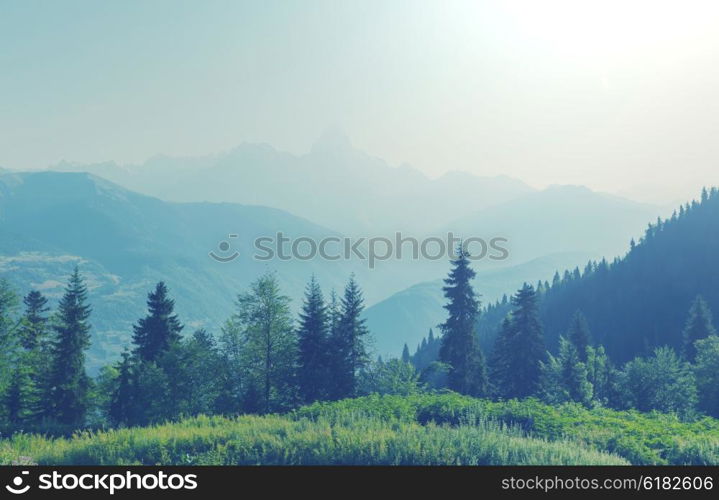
[47,267,92,427]
[297,275,329,403]
[132,282,183,363]
[507,284,545,398]
[401,343,411,364]
[567,310,592,362]
[19,291,49,351]
[438,248,488,396]
[329,275,370,399]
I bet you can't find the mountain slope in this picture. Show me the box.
[438,185,664,264]
[534,189,719,362]
[464,189,719,363]
[0,171,359,369]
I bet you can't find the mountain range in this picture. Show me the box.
[0,136,670,366]
[0,171,359,369]
[49,130,533,235]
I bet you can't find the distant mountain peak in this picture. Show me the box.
[544,184,593,193]
[311,127,353,155]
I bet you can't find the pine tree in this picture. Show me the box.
[108,351,135,426]
[2,362,34,426]
[297,276,329,403]
[132,282,184,363]
[19,291,49,351]
[489,316,514,398]
[46,267,92,427]
[401,343,411,364]
[552,271,561,288]
[567,310,592,362]
[682,295,717,362]
[17,290,51,423]
[438,248,488,396]
[328,275,371,400]
[497,284,546,399]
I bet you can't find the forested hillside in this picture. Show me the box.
[538,187,719,362]
[461,188,719,363]
[0,171,359,367]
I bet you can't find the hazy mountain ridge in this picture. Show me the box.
[1,159,668,366]
[47,131,535,234]
[0,171,362,370]
[438,184,665,264]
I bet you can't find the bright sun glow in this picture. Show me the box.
[504,0,719,62]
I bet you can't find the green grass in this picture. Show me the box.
[2,393,718,465]
[0,412,625,466]
[298,394,719,465]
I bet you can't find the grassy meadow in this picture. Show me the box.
[1,394,718,466]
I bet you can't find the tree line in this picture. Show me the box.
[1,237,719,435]
[0,269,422,433]
[494,186,719,363]
[429,249,719,418]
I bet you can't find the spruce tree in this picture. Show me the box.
[132,282,183,363]
[438,248,488,396]
[47,267,92,427]
[567,310,592,362]
[19,291,49,351]
[682,295,717,362]
[18,290,51,423]
[2,363,34,426]
[489,316,514,398]
[108,351,135,426]
[552,271,561,288]
[297,276,329,403]
[401,343,411,364]
[501,284,546,399]
[329,275,371,400]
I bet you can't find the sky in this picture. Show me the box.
[1,0,719,204]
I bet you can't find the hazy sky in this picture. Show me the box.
[2,0,718,203]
